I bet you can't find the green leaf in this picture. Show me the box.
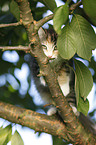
[53,3,69,34]
[53,136,69,145]
[82,0,96,20]
[77,97,89,116]
[74,59,93,102]
[70,14,96,60]
[10,1,20,21]
[75,74,89,115]
[42,0,57,12]
[57,14,96,60]
[89,18,96,26]
[11,130,24,145]
[57,23,76,59]
[0,125,12,145]
[89,57,96,82]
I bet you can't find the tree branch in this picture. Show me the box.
[69,1,82,11]
[15,0,96,144]
[0,101,69,141]
[0,22,21,28]
[35,1,82,29]
[0,46,30,51]
[0,1,81,29]
[35,14,54,29]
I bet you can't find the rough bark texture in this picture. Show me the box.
[0,101,69,141]
[15,0,96,144]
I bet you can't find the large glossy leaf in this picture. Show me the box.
[82,0,96,25]
[89,57,96,82]
[0,125,12,145]
[57,14,96,60]
[74,59,93,102]
[77,97,89,116]
[83,0,96,26]
[70,14,96,60]
[11,130,24,145]
[57,23,76,59]
[89,18,96,26]
[53,3,69,34]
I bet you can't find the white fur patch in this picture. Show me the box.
[40,76,46,86]
[59,81,70,96]
[70,105,80,116]
[58,72,70,96]
[47,106,57,116]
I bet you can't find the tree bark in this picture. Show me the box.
[14,0,96,144]
[0,101,69,141]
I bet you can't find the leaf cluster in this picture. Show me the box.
[0,125,24,145]
[51,0,96,115]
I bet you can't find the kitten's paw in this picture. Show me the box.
[47,106,57,116]
[70,105,80,116]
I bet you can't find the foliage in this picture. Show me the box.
[11,130,24,145]
[0,125,12,145]
[53,3,69,34]
[0,125,24,145]
[82,0,96,26]
[0,0,96,144]
[74,59,93,101]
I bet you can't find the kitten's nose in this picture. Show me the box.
[47,55,52,58]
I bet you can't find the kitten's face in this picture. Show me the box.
[38,28,58,59]
[42,35,58,58]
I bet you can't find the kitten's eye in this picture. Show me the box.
[42,45,47,49]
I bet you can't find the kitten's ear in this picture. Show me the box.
[38,27,46,43]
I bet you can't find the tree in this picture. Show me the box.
[0,0,96,144]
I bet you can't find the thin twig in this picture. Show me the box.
[35,14,54,29]
[69,1,82,11]
[0,1,81,29]
[0,22,21,28]
[35,1,82,29]
[0,46,30,51]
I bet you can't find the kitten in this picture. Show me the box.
[37,27,76,115]
[30,27,96,134]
